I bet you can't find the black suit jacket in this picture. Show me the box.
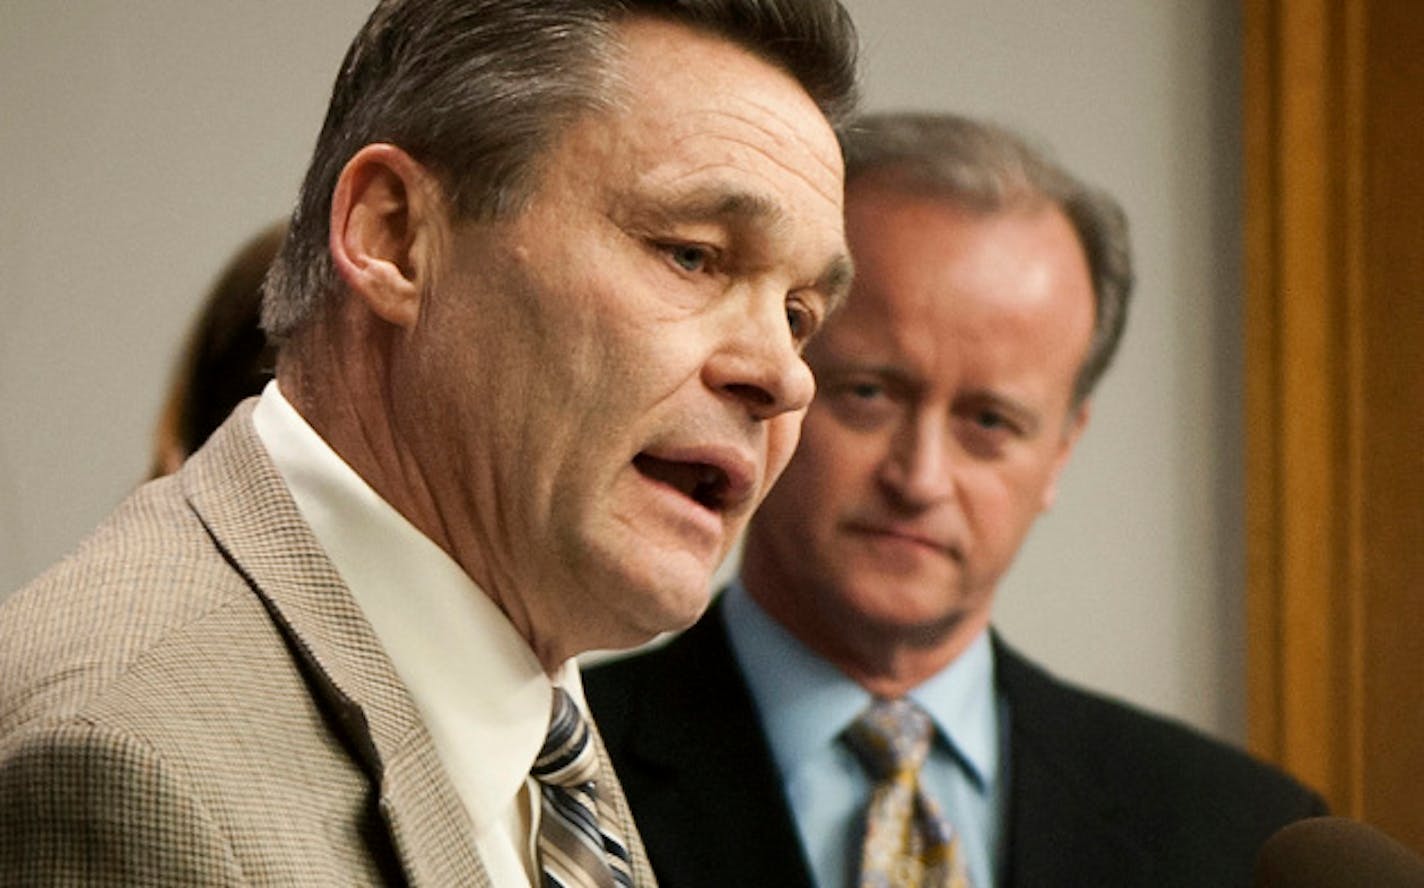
[585,597,1327,888]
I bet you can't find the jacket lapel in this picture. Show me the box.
[993,637,1151,887]
[589,720,662,887]
[182,403,491,887]
[594,599,815,888]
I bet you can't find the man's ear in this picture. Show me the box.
[328,143,444,329]
[1041,399,1091,511]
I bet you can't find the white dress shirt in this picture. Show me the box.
[253,381,579,886]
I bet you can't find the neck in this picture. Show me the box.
[276,317,438,548]
[275,314,549,669]
[833,621,988,698]
[740,559,991,699]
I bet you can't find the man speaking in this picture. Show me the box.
[0,1,859,883]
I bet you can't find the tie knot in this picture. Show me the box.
[844,697,935,781]
[532,687,599,789]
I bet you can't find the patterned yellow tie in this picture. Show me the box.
[844,698,972,888]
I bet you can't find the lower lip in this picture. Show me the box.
[634,473,724,557]
[848,526,951,560]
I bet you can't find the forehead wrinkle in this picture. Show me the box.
[715,96,844,177]
[718,130,843,207]
[665,104,843,205]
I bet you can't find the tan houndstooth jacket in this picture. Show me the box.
[0,401,657,887]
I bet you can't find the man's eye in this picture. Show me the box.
[975,410,1007,429]
[666,244,709,273]
[826,380,895,429]
[785,296,825,345]
[968,409,1023,439]
[786,303,813,340]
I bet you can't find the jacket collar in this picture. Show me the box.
[180,402,491,887]
[602,597,817,888]
[992,634,1153,886]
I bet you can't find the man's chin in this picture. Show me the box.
[635,578,713,635]
[831,576,968,635]
[594,564,716,648]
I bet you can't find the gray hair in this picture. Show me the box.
[841,112,1133,406]
[262,0,860,342]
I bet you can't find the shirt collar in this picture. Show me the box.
[252,381,576,834]
[905,626,998,791]
[722,580,998,791]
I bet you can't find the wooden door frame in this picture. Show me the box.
[1245,0,1423,851]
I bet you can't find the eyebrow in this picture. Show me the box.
[640,184,855,312]
[819,253,855,315]
[646,185,785,227]
[822,364,1044,435]
[960,388,1042,436]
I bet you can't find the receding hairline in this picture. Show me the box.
[837,112,1134,406]
[845,160,1058,220]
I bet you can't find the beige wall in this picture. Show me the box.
[0,2,1246,742]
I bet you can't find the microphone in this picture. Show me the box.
[1253,816,1424,887]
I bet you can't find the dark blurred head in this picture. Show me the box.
[151,221,284,477]
[1253,817,1424,888]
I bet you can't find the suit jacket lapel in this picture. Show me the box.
[993,636,1151,887]
[590,720,661,887]
[181,403,491,887]
[600,598,815,888]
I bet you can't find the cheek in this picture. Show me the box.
[797,415,884,487]
[966,467,1049,544]
[763,413,806,482]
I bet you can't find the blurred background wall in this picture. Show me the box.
[0,1,1246,742]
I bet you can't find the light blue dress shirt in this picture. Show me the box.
[721,582,1008,888]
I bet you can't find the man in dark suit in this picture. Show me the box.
[586,112,1326,888]
[0,1,860,883]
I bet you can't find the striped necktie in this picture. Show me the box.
[531,687,633,888]
[844,698,972,888]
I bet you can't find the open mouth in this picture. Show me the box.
[633,453,731,512]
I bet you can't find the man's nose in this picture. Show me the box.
[877,417,956,509]
[704,294,816,420]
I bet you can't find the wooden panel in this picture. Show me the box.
[1243,0,1284,765]
[1245,0,1424,853]
[1358,0,1424,850]
[1245,0,1355,804]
